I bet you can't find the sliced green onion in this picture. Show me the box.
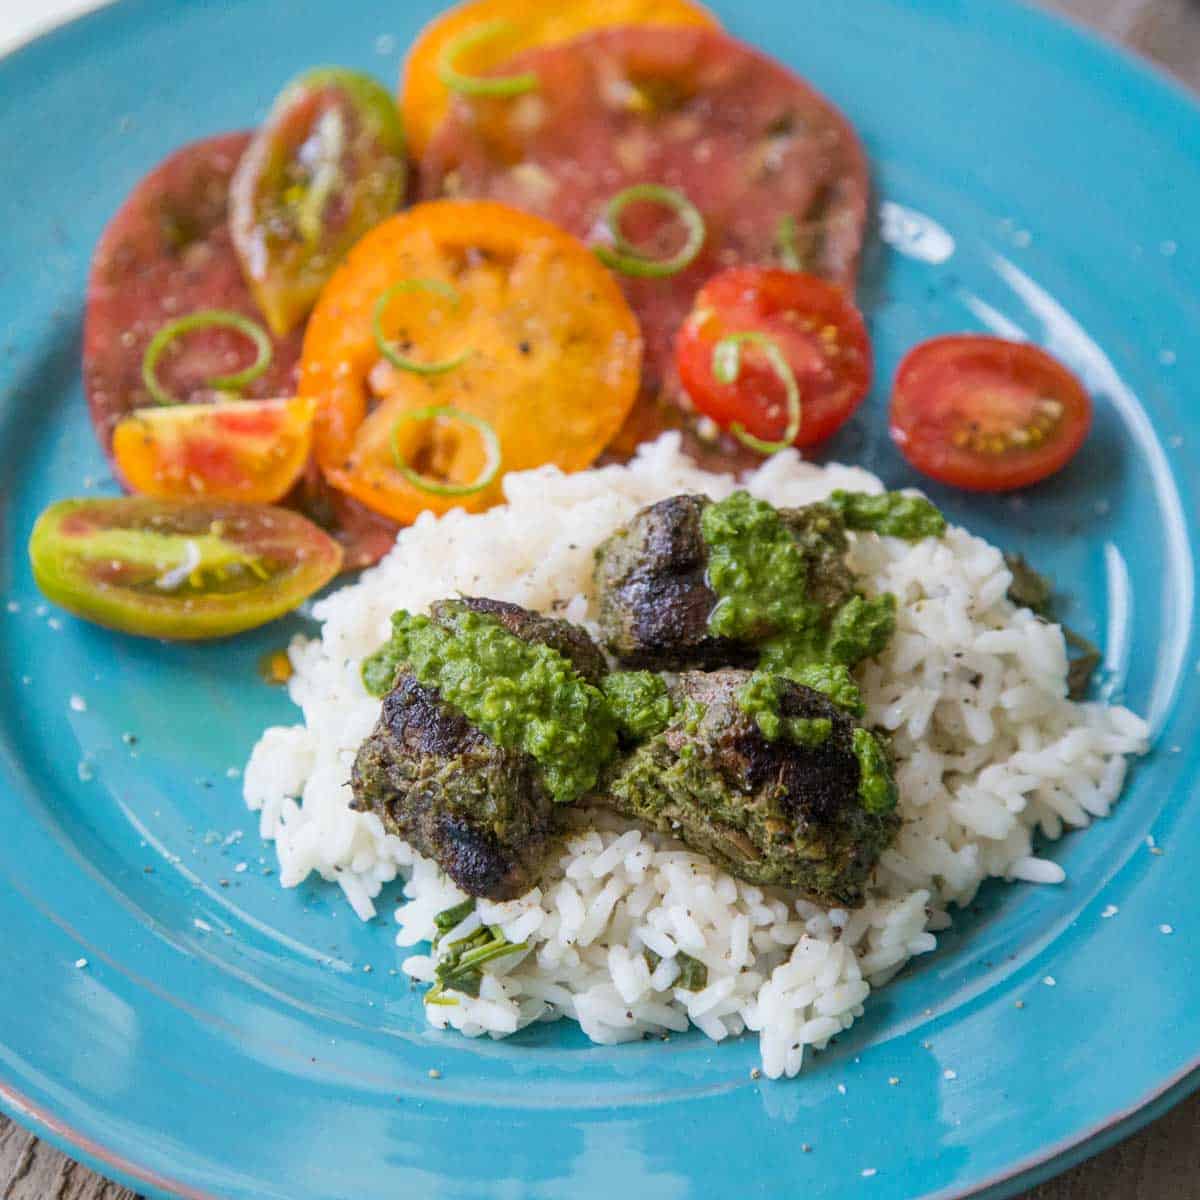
[391,404,502,497]
[373,279,473,376]
[711,332,802,455]
[141,310,273,406]
[432,897,476,940]
[594,184,705,279]
[437,20,538,98]
[776,213,802,270]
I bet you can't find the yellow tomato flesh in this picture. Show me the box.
[302,200,642,525]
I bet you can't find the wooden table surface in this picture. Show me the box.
[2,1,1198,1197]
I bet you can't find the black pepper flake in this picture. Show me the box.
[518,340,531,355]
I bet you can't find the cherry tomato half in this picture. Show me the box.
[28,498,342,640]
[112,397,315,503]
[889,336,1092,491]
[675,267,871,450]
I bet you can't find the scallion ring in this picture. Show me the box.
[141,310,273,406]
[711,332,802,455]
[594,184,705,279]
[437,20,538,98]
[390,404,502,497]
[373,279,473,376]
[776,213,802,270]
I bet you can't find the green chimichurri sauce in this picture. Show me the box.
[852,728,897,814]
[698,492,909,817]
[736,671,833,745]
[602,671,675,741]
[699,489,898,693]
[788,661,865,716]
[363,608,617,804]
[828,489,946,540]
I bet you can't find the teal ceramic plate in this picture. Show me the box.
[1,2,1197,1197]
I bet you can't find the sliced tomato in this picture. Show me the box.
[301,199,642,525]
[112,397,315,503]
[231,68,407,337]
[675,267,871,450]
[400,0,719,157]
[28,498,342,640]
[889,336,1093,491]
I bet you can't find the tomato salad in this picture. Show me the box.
[33,0,1093,640]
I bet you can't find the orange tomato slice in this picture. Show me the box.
[301,199,642,525]
[400,0,720,157]
[112,397,315,503]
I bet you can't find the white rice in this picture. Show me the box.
[244,435,1149,1077]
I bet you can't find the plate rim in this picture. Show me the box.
[1,1,1199,1198]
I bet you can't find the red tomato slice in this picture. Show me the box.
[674,268,871,450]
[112,397,315,503]
[889,336,1092,492]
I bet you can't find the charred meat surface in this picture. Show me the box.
[593,493,857,670]
[598,669,899,906]
[594,494,741,670]
[352,673,559,899]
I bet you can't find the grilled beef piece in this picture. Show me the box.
[352,672,560,899]
[593,494,855,670]
[351,598,606,899]
[596,669,899,907]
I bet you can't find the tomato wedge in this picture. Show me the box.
[112,397,315,503]
[301,200,642,525]
[400,0,719,157]
[28,498,343,640]
[889,336,1093,491]
[675,267,871,450]
[231,68,406,337]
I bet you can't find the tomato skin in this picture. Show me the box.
[28,498,342,640]
[230,68,407,337]
[112,397,315,503]
[889,336,1093,492]
[675,268,871,449]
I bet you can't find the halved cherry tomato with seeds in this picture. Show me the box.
[28,498,342,640]
[675,267,871,450]
[231,68,407,337]
[400,0,719,157]
[889,336,1092,491]
[112,397,315,503]
[301,199,641,525]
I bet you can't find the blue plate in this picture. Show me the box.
[1,2,1197,1197]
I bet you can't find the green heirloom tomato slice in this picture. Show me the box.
[230,67,407,337]
[28,498,343,640]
